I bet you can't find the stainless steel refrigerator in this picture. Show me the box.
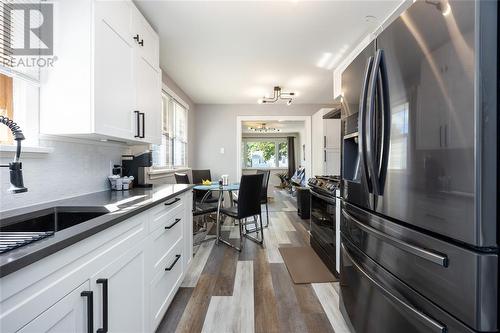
[339,1,498,332]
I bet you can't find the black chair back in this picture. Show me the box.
[237,174,264,219]
[174,173,190,184]
[256,170,270,203]
[192,169,212,184]
[192,169,213,201]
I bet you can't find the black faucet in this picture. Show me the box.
[0,115,27,193]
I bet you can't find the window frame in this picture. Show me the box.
[151,84,189,171]
[241,137,289,170]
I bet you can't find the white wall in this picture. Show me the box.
[0,137,126,211]
[193,103,332,182]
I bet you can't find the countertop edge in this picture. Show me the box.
[0,185,193,278]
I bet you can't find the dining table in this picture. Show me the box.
[192,182,239,247]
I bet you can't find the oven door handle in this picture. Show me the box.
[310,190,336,205]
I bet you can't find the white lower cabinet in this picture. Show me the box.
[17,281,91,333]
[91,240,148,333]
[0,191,193,333]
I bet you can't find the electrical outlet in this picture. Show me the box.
[220,147,225,154]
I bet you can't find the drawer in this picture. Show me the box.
[149,196,184,232]
[149,239,183,331]
[340,238,475,333]
[149,206,184,272]
[342,202,498,332]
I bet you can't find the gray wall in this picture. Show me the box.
[192,103,332,182]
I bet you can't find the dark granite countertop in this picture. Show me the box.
[0,184,194,278]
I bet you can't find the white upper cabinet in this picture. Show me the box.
[40,0,161,144]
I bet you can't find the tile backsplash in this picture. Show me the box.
[0,137,128,212]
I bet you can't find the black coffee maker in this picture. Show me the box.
[122,151,152,187]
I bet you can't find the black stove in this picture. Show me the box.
[308,176,341,197]
[308,175,341,276]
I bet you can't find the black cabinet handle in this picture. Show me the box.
[139,112,145,138]
[139,39,144,47]
[165,254,181,271]
[96,279,108,333]
[164,198,180,206]
[80,291,93,333]
[133,34,139,42]
[165,218,181,230]
[134,111,140,138]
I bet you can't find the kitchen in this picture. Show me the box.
[0,1,498,333]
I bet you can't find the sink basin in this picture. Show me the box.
[0,206,110,233]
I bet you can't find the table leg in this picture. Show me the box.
[216,190,223,245]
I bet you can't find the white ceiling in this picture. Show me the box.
[242,120,305,133]
[135,0,401,104]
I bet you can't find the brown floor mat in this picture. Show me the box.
[279,247,337,284]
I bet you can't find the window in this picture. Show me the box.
[1,0,41,147]
[152,91,188,169]
[388,102,409,170]
[243,138,288,169]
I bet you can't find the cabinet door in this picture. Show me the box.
[324,119,341,149]
[18,281,91,333]
[135,55,162,144]
[91,242,148,333]
[131,6,160,70]
[94,0,136,141]
[324,149,341,175]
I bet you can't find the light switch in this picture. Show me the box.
[220,147,225,154]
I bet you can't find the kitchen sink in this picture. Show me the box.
[0,206,110,233]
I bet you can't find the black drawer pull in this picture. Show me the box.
[342,209,449,267]
[133,34,139,42]
[164,198,180,206]
[80,291,93,333]
[96,279,108,333]
[165,218,181,229]
[139,39,144,47]
[165,254,181,271]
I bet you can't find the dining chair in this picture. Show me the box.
[233,170,270,228]
[220,173,264,250]
[256,169,271,227]
[191,169,219,204]
[174,173,190,184]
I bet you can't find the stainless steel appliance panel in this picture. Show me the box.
[368,0,496,247]
[342,201,498,332]
[340,238,476,333]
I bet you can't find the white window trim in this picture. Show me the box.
[148,83,189,173]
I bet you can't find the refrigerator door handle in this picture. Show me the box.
[376,49,391,195]
[366,52,380,196]
[342,243,447,333]
[359,56,374,194]
[342,209,449,267]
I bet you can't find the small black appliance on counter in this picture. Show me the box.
[122,151,152,187]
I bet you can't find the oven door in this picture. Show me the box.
[310,189,336,273]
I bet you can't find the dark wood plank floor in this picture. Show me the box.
[156,189,350,333]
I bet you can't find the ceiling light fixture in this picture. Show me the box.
[258,86,295,105]
[248,123,280,133]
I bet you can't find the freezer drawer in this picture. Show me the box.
[339,238,476,333]
[341,202,498,332]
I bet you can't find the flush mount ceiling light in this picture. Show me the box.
[248,123,280,133]
[257,86,295,105]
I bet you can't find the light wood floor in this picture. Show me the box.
[156,189,351,333]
